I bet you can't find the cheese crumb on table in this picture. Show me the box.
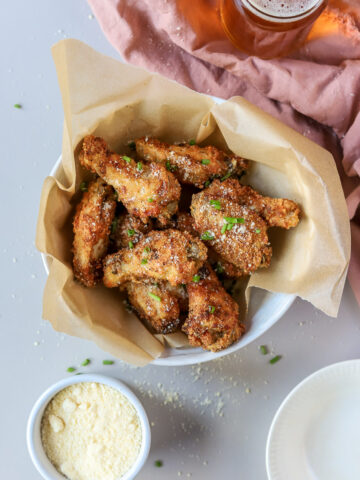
[41,382,142,480]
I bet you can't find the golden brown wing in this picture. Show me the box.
[103,229,208,287]
[135,137,248,188]
[79,135,180,225]
[191,184,272,276]
[73,178,116,287]
[182,264,245,352]
[126,282,181,334]
[111,213,153,251]
[207,179,300,229]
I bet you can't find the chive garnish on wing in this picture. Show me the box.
[149,293,161,302]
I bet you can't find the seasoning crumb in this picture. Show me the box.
[245,387,251,394]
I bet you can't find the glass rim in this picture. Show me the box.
[239,0,325,23]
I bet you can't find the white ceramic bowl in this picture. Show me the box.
[26,374,151,480]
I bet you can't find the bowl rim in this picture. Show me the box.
[26,373,151,480]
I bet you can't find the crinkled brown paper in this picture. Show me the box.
[35,39,350,366]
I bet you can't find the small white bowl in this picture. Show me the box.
[26,373,151,480]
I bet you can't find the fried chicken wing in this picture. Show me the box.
[126,282,182,334]
[103,229,207,287]
[79,135,180,225]
[135,137,248,188]
[182,264,245,352]
[73,178,116,287]
[111,213,153,251]
[210,179,300,229]
[191,183,272,276]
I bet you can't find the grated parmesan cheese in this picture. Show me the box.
[41,382,142,480]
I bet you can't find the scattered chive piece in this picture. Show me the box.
[269,355,282,364]
[79,181,88,192]
[224,217,245,224]
[128,229,135,236]
[111,218,118,234]
[128,241,134,249]
[154,460,163,468]
[215,262,224,274]
[210,199,221,210]
[259,345,268,355]
[255,228,261,234]
[226,223,233,231]
[221,171,232,182]
[201,158,210,165]
[143,246,151,253]
[137,162,143,171]
[67,367,76,373]
[123,155,132,163]
[141,258,148,265]
[189,139,196,145]
[14,103,22,109]
[75,373,83,375]
[149,292,161,302]
[237,217,245,224]
[81,358,90,366]
[201,231,214,241]
[193,275,200,283]
[209,306,216,313]
[103,360,114,365]
[204,180,210,188]
[128,141,136,151]
[221,225,227,234]
[148,198,154,203]
[166,161,176,172]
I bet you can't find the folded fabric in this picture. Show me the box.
[88,0,360,308]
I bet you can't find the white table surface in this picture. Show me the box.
[1,1,359,479]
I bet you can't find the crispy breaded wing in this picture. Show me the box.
[103,229,207,287]
[73,178,116,287]
[111,213,153,251]
[191,183,272,276]
[211,179,300,229]
[126,282,182,334]
[79,135,180,225]
[182,264,245,352]
[135,137,248,188]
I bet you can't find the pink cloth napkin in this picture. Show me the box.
[88,0,360,308]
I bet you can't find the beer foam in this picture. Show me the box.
[246,0,320,18]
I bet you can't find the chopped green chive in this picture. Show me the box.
[128,241,134,249]
[201,231,214,241]
[137,162,143,171]
[210,199,221,210]
[67,367,76,372]
[255,228,261,234]
[215,262,224,274]
[193,275,200,283]
[201,158,210,165]
[128,229,135,237]
[143,246,151,253]
[154,460,163,467]
[14,103,22,109]
[221,225,227,234]
[189,139,196,145]
[123,155,132,163]
[128,141,136,151]
[148,198,154,203]
[79,181,88,192]
[103,360,114,365]
[141,258,148,265]
[226,223,233,231]
[209,306,216,314]
[204,180,210,188]
[149,292,161,302]
[166,161,177,172]
[81,358,90,366]
[221,171,232,182]
[269,355,282,364]
[111,218,118,234]
[224,217,245,224]
[259,345,268,355]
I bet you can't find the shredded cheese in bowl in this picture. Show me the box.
[41,382,142,480]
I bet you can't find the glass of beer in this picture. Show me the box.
[220,0,328,58]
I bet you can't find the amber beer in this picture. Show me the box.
[220,0,327,58]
